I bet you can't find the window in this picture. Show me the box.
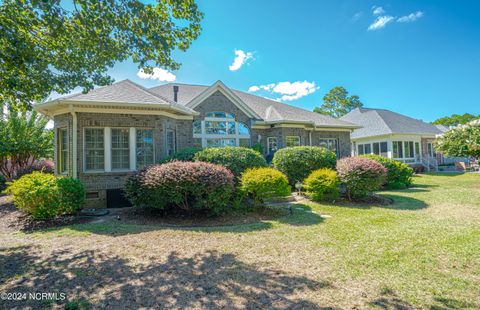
[380,142,388,157]
[205,112,235,118]
[415,142,420,157]
[57,128,68,173]
[206,138,236,147]
[319,138,339,156]
[358,144,364,155]
[166,130,176,156]
[111,128,130,170]
[364,143,372,154]
[286,136,301,147]
[373,142,380,155]
[267,137,278,154]
[405,141,414,158]
[85,128,104,171]
[193,120,201,134]
[427,143,435,157]
[136,129,154,168]
[393,141,403,158]
[193,112,250,148]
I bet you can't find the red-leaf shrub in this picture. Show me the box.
[14,160,54,180]
[124,161,235,215]
[336,157,387,200]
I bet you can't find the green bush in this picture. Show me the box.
[303,168,340,202]
[251,143,263,155]
[193,147,267,178]
[336,157,387,200]
[240,167,290,206]
[162,147,202,162]
[6,172,85,220]
[124,161,235,215]
[272,146,336,185]
[362,154,414,189]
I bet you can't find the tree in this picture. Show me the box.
[314,86,363,118]
[434,121,480,160]
[0,111,53,181]
[432,113,479,127]
[0,0,203,110]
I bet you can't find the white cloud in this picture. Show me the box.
[137,67,176,82]
[229,49,254,71]
[248,81,319,102]
[372,6,385,15]
[397,11,424,23]
[368,15,394,30]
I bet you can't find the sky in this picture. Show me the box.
[101,0,480,122]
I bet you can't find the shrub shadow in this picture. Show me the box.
[0,246,335,309]
[333,194,427,211]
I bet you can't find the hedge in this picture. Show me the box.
[303,168,340,202]
[362,154,413,189]
[240,167,290,206]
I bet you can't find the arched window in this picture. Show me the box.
[193,112,251,148]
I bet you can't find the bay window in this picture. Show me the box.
[286,136,301,147]
[111,128,130,170]
[319,138,339,156]
[136,129,154,168]
[57,128,68,173]
[85,128,105,171]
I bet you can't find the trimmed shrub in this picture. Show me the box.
[336,157,387,200]
[193,147,267,178]
[362,154,414,189]
[6,172,85,220]
[161,147,202,163]
[303,168,340,202]
[272,146,336,185]
[14,159,54,180]
[251,143,263,155]
[240,168,290,206]
[124,161,235,215]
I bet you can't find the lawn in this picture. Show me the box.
[1,173,480,309]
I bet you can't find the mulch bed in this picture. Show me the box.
[0,195,289,233]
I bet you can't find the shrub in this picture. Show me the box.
[162,147,202,163]
[193,147,267,178]
[240,168,290,206]
[303,168,340,202]
[124,161,235,215]
[251,143,263,155]
[6,172,85,220]
[272,146,336,185]
[362,155,413,189]
[336,157,387,200]
[14,159,54,180]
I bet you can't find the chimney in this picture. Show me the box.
[173,85,179,102]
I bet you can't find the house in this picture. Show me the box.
[35,79,358,208]
[340,108,447,169]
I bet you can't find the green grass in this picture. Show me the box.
[2,173,480,309]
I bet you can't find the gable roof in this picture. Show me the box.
[36,80,197,115]
[340,108,443,139]
[150,83,359,128]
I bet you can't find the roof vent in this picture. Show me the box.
[173,85,179,102]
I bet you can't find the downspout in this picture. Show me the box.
[69,105,78,179]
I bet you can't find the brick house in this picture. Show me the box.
[35,80,359,208]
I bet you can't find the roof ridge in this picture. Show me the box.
[372,109,394,134]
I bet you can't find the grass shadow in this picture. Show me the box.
[0,246,334,309]
[332,194,427,211]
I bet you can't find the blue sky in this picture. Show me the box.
[109,0,480,122]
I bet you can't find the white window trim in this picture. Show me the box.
[84,127,154,173]
[267,136,278,153]
[57,127,69,175]
[285,136,301,147]
[319,138,340,156]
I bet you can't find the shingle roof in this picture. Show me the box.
[340,108,443,139]
[55,80,196,114]
[150,83,358,128]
